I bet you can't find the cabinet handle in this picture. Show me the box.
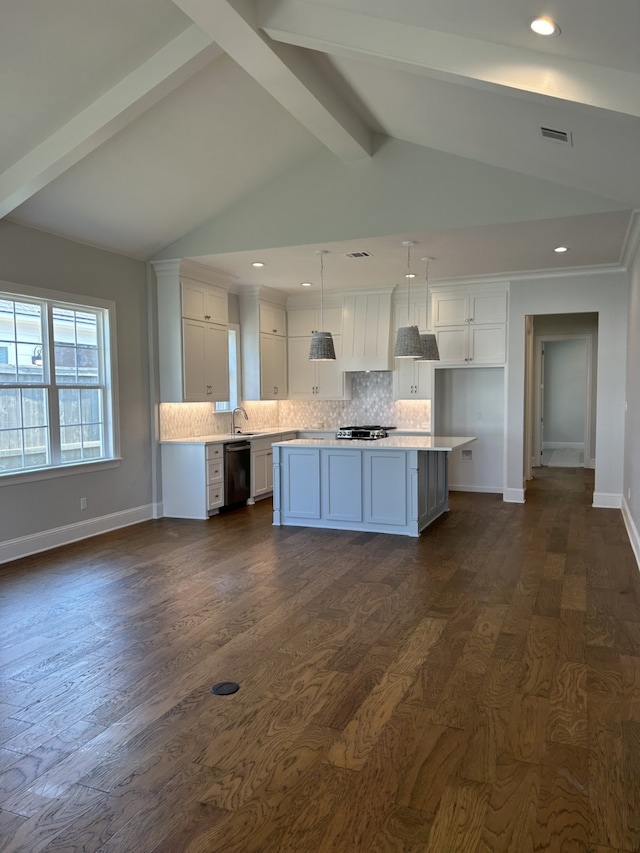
[274,386,278,395]
[206,385,212,394]
[204,314,211,320]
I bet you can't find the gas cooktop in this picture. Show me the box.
[335,425,395,440]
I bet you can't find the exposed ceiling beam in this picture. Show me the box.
[170,0,373,160]
[0,25,221,218]
[261,0,640,120]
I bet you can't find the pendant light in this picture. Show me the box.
[394,240,422,358]
[309,249,336,361]
[416,256,440,361]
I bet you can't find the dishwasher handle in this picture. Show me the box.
[225,441,251,452]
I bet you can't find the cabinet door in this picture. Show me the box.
[287,336,316,397]
[182,280,228,324]
[469,324,506,364]
[393,358,417,399]
[287,308,317,337]
[431,292,468,326]
[259,302,287,336]
[393,358,433,399]
[363,451,407,526]
[434,327,468,364]
[316,336,348,399]
[321,449,362,521]
[252,448,273,497]
[283,448,321,518]
[260,333,287,398]
[469,291,507,324]
[182,320,229,401]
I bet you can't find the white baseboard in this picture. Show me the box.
[449,485,503,494]
[542,441,584,450]
[592,492,622,509]
[622,498,640,572]
[503,488,526,503]
[0,504,155,565]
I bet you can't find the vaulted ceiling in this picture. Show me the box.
[2,0,639,288]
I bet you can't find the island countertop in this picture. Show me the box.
[273,435,476,451]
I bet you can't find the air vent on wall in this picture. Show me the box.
[345,251,373,258]
[540,126,573,146]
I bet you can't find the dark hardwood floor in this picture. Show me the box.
[1,466,639,852]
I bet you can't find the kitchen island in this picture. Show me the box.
[272,435,476,537]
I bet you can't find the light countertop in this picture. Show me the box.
[160,428,435,446]
[273,436,476,451]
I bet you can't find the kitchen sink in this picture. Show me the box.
[231,432,257,436]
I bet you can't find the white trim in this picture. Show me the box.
[0,505,154,565]
[153,500,164,519]
[0,458,121,487]
[504,487,525,503]
[450,485,503,494]
[542,442,585,450]
[622,497,640,571]
[593,492,623,509]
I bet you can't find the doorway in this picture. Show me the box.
[535,335,592,467]
[526,313,598,475]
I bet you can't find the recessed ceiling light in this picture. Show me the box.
[300,281,312,287]
[252,261,265,268]
[404,273,416,279]
[530,17,560,36]
[554,246,569,253]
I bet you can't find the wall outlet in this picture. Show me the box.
[461,449,473,462]
[80,497,87,510]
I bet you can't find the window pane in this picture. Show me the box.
[53,307,100,385]
[60,425,82,462]
[0,299,44,385]
[21,388,48,428]
[59,388,80,426]
[23,427,49,468]
[82,423,103,459]
[80,388,102,424]
[0,428,23,471]
[0,388,22,429]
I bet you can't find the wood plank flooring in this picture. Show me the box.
[1,466,640,851]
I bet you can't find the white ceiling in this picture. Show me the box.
[2,0,639,289]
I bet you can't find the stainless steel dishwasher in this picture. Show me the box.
[224,441,251,506]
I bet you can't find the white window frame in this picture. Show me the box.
[0,280,120,482]
[215,323,242,413]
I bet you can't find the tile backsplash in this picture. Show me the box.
[159,372,431,439]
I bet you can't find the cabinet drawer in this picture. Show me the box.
[206,444,223,461]
[207,460,223,483]
[207,486,224,510]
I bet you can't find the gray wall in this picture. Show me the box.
[434,367,504,492]
[625,235,640,555]
[543,339,587,444]
[506,270,628,506]
[0,221,152,551]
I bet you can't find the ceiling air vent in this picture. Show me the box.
[540,126,573,146]
[345,251,373,258]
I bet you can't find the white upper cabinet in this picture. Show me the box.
[259,301,287,336]
[154,260,229,403]
[240,288,288,400]
[287,335,351,400]
[181,278,228,325]
[430,284,508,365]
[287,306,343,337]
[341,291,394,371]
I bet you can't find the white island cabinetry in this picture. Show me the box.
[273,436,475,537]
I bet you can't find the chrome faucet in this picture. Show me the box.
[231,406,249,434]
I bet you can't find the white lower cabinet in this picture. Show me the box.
[162,442,224,519]
[250,432,297,501]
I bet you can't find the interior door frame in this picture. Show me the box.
[533,334,592,467]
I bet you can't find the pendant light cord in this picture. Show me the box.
[319,250,324,329]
